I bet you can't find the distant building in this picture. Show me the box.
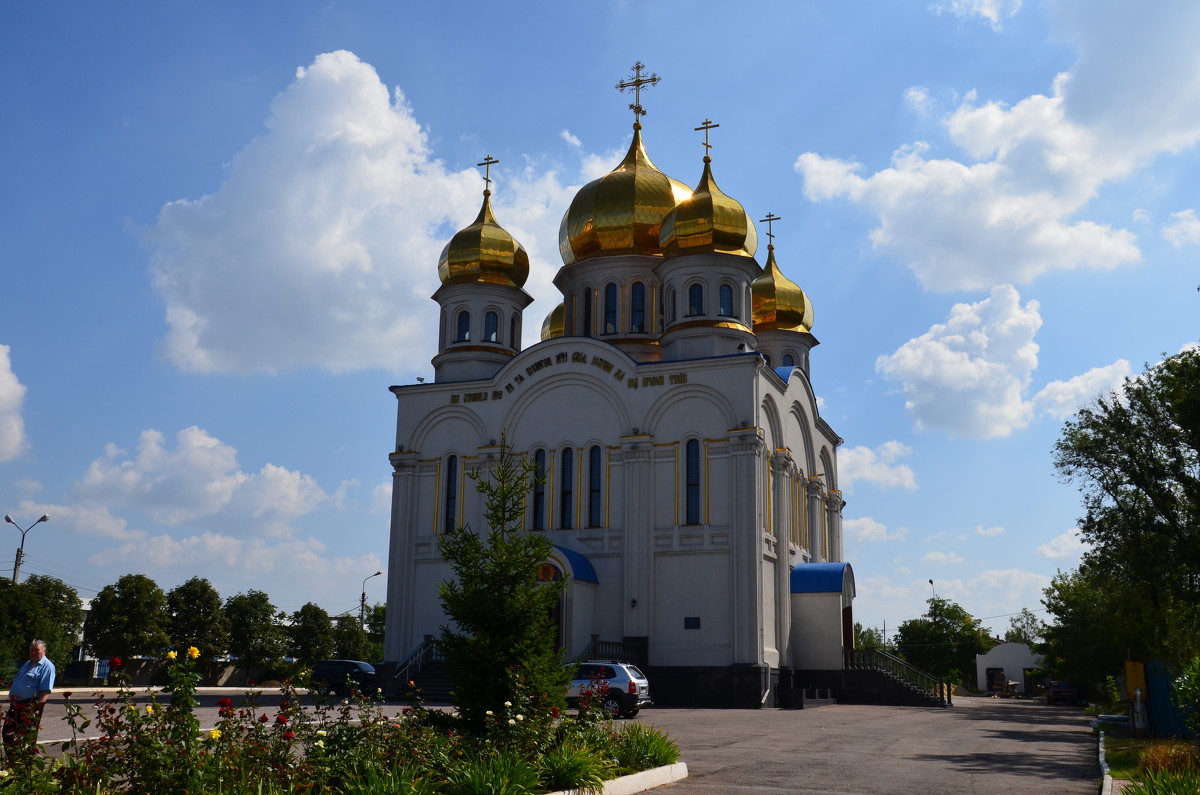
[383,66,852,707]
[976,642,1043,694]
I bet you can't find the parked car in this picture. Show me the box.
[566,660,652,718]
[1046,681,1087,705]
[310,659,376,696]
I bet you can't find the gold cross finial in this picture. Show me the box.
[694,119,719,158]
[477,155,499,191]
[616,61,661,124]
[760,213,782,245]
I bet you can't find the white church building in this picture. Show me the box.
[383,65,855,707]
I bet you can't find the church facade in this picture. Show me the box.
[384,66,854,708]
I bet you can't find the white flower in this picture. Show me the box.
[485,710,493,716]
[508,718,516,725]
[316,730,327,737]
[314,740,325,749]
[515,714,524,721]
[504,701,512,707]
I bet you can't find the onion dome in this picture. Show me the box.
[659,156,757,257]
[438,190,529,287]
[751,245,813,332]
[540,302,566,340]
[558,124,692,265]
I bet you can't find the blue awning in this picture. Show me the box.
[553,545,598,584]
[790,561,854,595]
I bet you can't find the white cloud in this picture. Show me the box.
[798,3,1200,291]
[839,441,918,492]
[903,86,933,117]
[370,481,392,514]
[1161,209,1200,248]
[1036,528,1091,559]
[924,550,965,564]
[967,568,1050,603]
[975,525,1005,537]
[845,516,908,543]
[1033,359,1131,420]
[0,345,28,462]
[876,285,1042,438]
[931,0,1021,31]
[75,426,326,537]
[560,129,582,148]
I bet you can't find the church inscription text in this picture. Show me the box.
[449,350,686,404]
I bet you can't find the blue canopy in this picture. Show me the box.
[553,545,598,583]
[790,561,853,594]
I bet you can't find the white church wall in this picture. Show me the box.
[762,557,779,667]
[652,551,732,666]
[789,592,844,670]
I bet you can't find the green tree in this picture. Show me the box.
[333,615,371,661]
[895,597,994,684]
[288,602,334,663]
[85,574,170,658]
[366,602,385,662]
[438,440,571,732]
[853,622,885,651]
[224,590,285,680]
[167,577,230,659]
[21,574,83,660]
[1003,608,1046,647]
[0,580,57,677]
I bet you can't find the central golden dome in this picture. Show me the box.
[659,156,758,258]
[558,124,691,265]
[438,190,529,288]
[752,245,814,332]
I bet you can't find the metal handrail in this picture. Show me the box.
[393,635,442,683]
[573,635,647,667]
[845,648,952,706]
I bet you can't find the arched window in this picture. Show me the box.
[444,455,458,533]
[510,316,519,350]
[439,311,447,348]
[783,353,795,367]
[588,445,603,527]
[667,288,677,324]
[631,282,646,333]
[719,284,734,317]
[560,449,574,529]
[687,284,704,316]
[603,283,618,335]
[685,440,701,525]
[763,354,772,368]
[484,311,499,343]
[532,449,547,530]
[455,310,471,342]
[580,288,592,336]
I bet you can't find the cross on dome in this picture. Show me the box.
[694,119,719,159]
[760,212,782,245]
[616,61,661,124]
[477,155,499,192]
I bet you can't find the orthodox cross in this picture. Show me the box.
[477,155,499,190]
[616,61,661,123]
[694,119,719,157]
[760,212,782,245]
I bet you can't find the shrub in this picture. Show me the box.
[610,722,682,773]
[1125,768,1200,795]
[538,741,616,793]
[1140,740,1200,775]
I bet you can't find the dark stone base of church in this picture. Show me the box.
[643,663,773,709]
[645,666,948,709]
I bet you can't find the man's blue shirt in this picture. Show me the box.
[10,657,55,700]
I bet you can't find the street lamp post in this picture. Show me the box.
[5,513,50,584]
[360,570,383,629]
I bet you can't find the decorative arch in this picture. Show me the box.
[788,401,817,475]
[407,406,489,452]
[642,383,739,435]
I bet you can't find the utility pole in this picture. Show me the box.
[5,513,49,583]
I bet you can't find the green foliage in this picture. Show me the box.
[1174,656,1200,735]
[854,622,885,651]
[443,749,542,795]
[224,590,286,679]
[332,615,372,661]
[84,573,170,658]
[167,577,230,660]
[22,574,84,658]
[610,722,681,773]
[288,602,334,663]
[438,439,571,733]
[539,741,615,793]
[1124,768,1200,795]
[0,578,74,675]
[365,602,385,661]
[894,597,994,684]
[1003,607,1045,647]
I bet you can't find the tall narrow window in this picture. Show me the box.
[510,316,519,350]
[455,310,471,342]
[532,449,546,530]
[687,284,704,316]
[685,440,701,525]
[631,282,646,332]
[667,288,676,323]
[603,283,618,334]
[439,311,447,348]
[444,455,458,533]
[560,449,574,529]
[484,311,499,343]
[719,284,734,317]
[782,353,795,367]
[580,288,592,336]
[588,445,603,527]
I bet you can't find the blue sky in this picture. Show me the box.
[2,0,1197,640]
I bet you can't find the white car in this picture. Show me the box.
[566,660,652,718]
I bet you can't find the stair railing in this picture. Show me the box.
[573,635,648,667]
[845,647,952,706]
[393,635,442,685]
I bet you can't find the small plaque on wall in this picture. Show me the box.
[684,616,701,630]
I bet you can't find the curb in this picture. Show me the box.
[545,762,689,795]
[1098,731,1113,795]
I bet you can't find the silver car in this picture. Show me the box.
[567,660,652,718]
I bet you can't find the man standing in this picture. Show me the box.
[3,639,55,761]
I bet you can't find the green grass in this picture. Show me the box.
[1104,736,1146,781]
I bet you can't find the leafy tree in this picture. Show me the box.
[895,597,994,684]
[0,580,60,677]
[438,440,571,732]
[224,590,285,680]
[21,574,83,660]
[853,622,885,651]
[167,577,230,660]
[288,602,334,663]
[366,602,385,662]
[333,615,371,661]
[1003,608,1046,647]
[85,574,170,658]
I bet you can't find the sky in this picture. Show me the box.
[2,0,1198,643]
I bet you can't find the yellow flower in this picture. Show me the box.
[146,705,154,714]
[187,646,200,659]
[209,728,221,740]
[166,650,177,660]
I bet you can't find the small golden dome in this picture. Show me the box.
[659,157,757,257]
[558,125,691,265]
[752,245,813,332]
[540,302,566,340]
[438,191,529,287]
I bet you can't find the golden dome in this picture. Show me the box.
[540,302,565,340]
[558,124,691,265]
[438,190,529,287]
[752,245,813,332]
[659,157,757,257]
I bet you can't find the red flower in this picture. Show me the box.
[247,679,256,686]
[217,697,233,708]
[109,657,122,668]
[282,730,294,740]
[275,714,288,725]
[551,707,559,718]
[279,700,289,709]
[259,714,269,723]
